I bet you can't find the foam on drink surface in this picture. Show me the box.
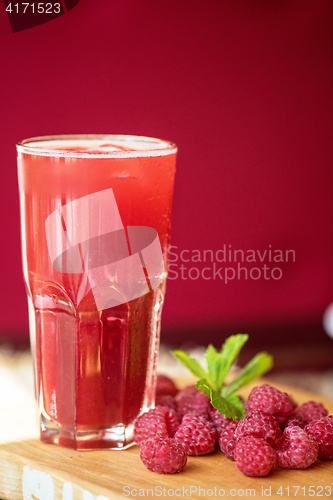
[19,136,177,158]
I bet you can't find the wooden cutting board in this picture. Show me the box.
[0,379,332,500]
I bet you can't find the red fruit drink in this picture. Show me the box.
[17,135,177,449]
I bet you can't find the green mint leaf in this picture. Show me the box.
[195,378,213,395]
[205,344,222,391]
[196,380,242,419]
[214,334,249,391]
[210,393,242,420]
[225,392,245,419]
[171,350,208,380]
[222,351,273,398]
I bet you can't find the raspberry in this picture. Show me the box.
[134,406,180,446]
[234,436,276,476]
[176,385,212,421]
[218,420,239,460]
[156,374,178,397]
[236,411,281,448]
[140,436,187,474]
[247,384,293,424]
[295,401,328,423]
[283,414,307,430]
[305,416,333,460]
[155,395,177,412]
[210,408,233,437]
[288,394,298,412]
[174,414,217,455]
[276,426,318,469]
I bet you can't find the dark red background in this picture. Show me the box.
[0,0,333,353]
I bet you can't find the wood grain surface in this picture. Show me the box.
[0,379,332,500]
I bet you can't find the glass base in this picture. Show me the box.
[40,415,136,450]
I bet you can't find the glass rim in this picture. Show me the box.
[16,134,178,159]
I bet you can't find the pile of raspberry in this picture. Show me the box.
[134,375,333,476]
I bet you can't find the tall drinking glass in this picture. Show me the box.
[17,135,177,450]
